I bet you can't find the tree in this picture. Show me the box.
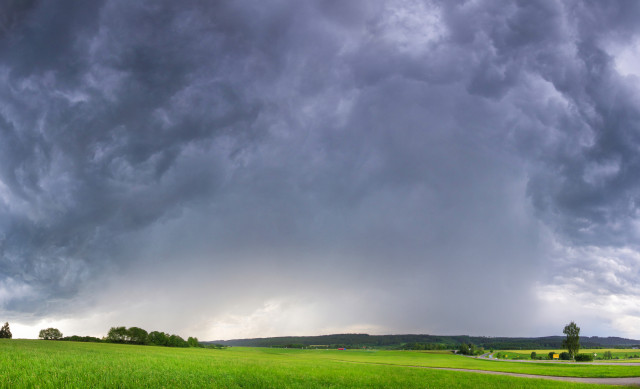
[0,322,12,339]
[458,343,469,355]
[187,336,201,347]
[530,351,537,360]
[167,334,189,348]
[148,331,168,346]
[106,326,129,343]
[562,321,580,359]
[39,328,63,340]
[127,327,148,345]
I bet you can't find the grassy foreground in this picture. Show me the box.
[0,340,632,388]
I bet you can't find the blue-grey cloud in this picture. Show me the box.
[1,0,640,338]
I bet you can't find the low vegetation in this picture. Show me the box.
[574,353,594,362]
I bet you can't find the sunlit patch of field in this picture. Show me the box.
[0,340,635,388]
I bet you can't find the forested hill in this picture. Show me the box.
[206,334,640,350]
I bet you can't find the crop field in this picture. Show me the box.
[0,340,637,388]
[500,349,640,361]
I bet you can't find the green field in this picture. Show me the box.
[0,340,636,388]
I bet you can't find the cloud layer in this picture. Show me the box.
[1,0,640,339]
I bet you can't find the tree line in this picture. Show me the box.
[37,325,203,348]
[212,332,640,349]
[106,326,201,348]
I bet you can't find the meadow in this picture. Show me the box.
[0,339,637,388]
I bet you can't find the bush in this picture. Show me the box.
[603,351,613,360]
[530,352,537,359]
[575,353,594,362]
[61,335,102,343]
[559,352,571,360]
[204,343,227,349]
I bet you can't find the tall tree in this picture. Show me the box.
[106,326,128,343]
[0,322,12,339]
[148,331,168,346]
[127,327,148,345]
[562,321,580,359]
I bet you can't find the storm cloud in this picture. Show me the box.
[1,0,640,339]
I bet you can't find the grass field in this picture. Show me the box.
[0,340,636,388]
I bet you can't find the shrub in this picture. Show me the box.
[61,335,101,343]
[204,343,227,349]
[559,352,571,360]
[575,353,594,362]
[530,352,537,359]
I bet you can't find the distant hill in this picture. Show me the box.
[205,334,640,350]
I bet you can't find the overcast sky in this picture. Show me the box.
[2,0,640,340]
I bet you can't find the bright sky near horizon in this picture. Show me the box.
[2,0,640,341]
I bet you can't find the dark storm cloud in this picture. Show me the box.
[0,0,267,312]
[1,0,640,337]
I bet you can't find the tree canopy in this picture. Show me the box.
[106,326,129,343]
[39,328,63,340]
[104,326,191,347]
[0,322,12,339]
[562,321,580,358]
